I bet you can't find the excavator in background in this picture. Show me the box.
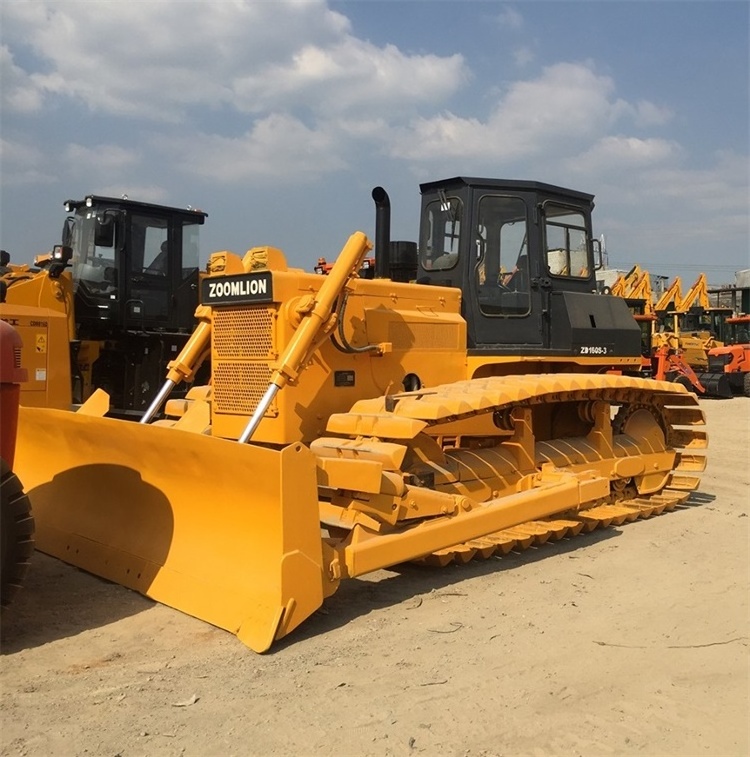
[674,274,732,345]
[608,268,708,395]
[13,177,707,652]
[0,195,207,416]
[653,276,683,319]
[652,273,733,397]
[610,264,648,299]
[705,314,750,397]
[609,265,654,358]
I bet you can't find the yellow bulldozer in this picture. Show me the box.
[12,178,707,652]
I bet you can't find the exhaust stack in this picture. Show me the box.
[372,186,390,279]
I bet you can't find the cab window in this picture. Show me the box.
[420,196,462,271]
[181,221,201,280]
[475,195,530,316]
[544,205,589,279]
[131,216,169,276]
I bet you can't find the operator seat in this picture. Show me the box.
[505,254,528,292]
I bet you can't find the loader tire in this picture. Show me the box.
[1,459,35,609]
[673,375,696,393]
[744,373,750,398]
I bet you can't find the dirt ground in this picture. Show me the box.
[1,397,748,757]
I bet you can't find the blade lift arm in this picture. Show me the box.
[140,305,212,424]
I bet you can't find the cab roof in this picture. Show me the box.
[419,177,594,204]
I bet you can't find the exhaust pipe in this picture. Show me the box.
[372,186,390,279]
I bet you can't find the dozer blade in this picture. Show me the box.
[14,406,328,653]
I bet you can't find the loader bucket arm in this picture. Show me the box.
[680,273,710,313]
[654,277,683,314]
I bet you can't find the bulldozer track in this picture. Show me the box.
[416,487,693,567]
[330,373,706,568]
[371,373,703,425]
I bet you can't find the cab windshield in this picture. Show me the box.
[70,210,118,297]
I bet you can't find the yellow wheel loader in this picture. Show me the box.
[13,178,707,652]
[0,195,207,415]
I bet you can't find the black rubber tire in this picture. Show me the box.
[673,375,698,393]
[1,459,35,609]
[743,373,750,398]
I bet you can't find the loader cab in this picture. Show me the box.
[416,177,640,358]
[677,307,732,343]
[64,195,207,339]
[725,315,750,346]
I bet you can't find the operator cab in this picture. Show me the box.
[677,307,732,343]
[63,195,207,339]
[416,177,641,358]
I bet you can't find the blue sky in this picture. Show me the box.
[2,0,748,285]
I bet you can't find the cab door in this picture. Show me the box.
[171,218,202,332]
[125,212,172,330]
[467,193,545,349]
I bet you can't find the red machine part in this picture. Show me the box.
[0,320,28,468]
[1,319,34,609]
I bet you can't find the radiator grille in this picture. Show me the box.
[213,307,274,359]
[213,362,274,415]
[212,305,276,415]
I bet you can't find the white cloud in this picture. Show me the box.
[584,148,748,269]
[161,114,348,183]
[496,7,524,30]
[1,46,44,113]
[386,62,629,162]
[632,100,673,127]
[232,39,466,115]
[3,0,465,121]
[644,151,749,218]
[567,136,683,173]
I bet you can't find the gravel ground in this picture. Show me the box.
[1,396,748,757]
